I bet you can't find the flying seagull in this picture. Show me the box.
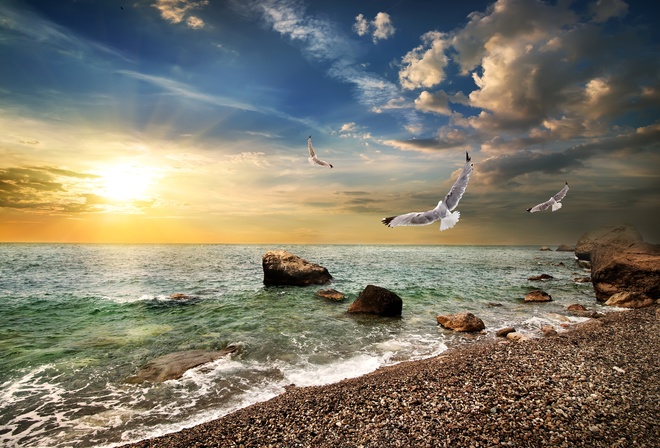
[527,182,569,213]
[308,135,333,168]
[382,152,473,231]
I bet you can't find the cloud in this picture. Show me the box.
[227,152,271,167]
[590,0,629,23]
[414,90,451,115]
[250,0,416,128]
[354,12,395,44]
[153,0,209,28]
[477,123,660,185]
[399,31,451,90]
[0,166,102,213]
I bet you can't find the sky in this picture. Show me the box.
[1,0,659,245]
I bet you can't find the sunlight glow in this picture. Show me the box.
[96,165,156,202]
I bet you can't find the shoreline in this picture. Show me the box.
[121,304,659,447]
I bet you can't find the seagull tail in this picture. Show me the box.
[440,211,460,231]
[551,202,563,212]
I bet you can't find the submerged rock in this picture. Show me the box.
[348,285,402,317]
[524,290,552,302]
[262,250,332,286]
[436,312,485,332]
[125,346,237,384]
[528,274,554,281]
[316,289,346,302]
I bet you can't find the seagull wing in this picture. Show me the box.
[552,182,569,202]
[307,136,315,157]
[443,152,474,211]
[527,198,554,213]
[382,207,443,228]
[307,135,333,168]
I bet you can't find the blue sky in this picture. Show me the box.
[1,0,659,244]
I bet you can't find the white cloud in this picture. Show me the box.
[353,14,369,37]
[399,31,450,90]
[414,90,451,115]
[353,12,395,43]
[153,0,209,28]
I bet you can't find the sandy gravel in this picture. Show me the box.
[122,305,659,448]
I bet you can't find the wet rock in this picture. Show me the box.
[573,276,591,283]
[541,325,558,337]
[539,246,552,251]
[125,346,237,384]
[506,332,530,342]
[262,250,332,286]
[604,291,654,309]
[436,312,485,332]
[347,285,402,317]
[567,304,587,311]
[556,244,575,252]
[528,273,554,281]
[524,290,552,302]
[496,327,516,337]
[316,289,346,302]
[170,293,197,300]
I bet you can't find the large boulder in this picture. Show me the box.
[574,224,660,301]
[574,224,645,261]
[591,247,660,301]
[347,285,402,317]
[556,244,575,252]
[436,312,485,332]
[604,291,654,309]
[262,250,332,286]
[125,346,237,384]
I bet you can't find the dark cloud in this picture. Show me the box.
[0,166,102,212]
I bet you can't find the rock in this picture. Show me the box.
[125,346,237,384]
[169,293,196,300]
[506,332,530,342]
[574,224,646,261]
[524,290,552,302]
[567,304,587,312]
[604,291,654,309]
[577,260,591,269]
[556,244,575,252]
[496,327,516,337]
[528,273,554,281]
[347,285,402,317]
[262,250,332,286]
[316,289,346,302]
[573,276,591,283]
[436,312,485,332]
[539,246,551,251]
[541,325,558,337]
[487,302,503,307]
[591,245,660,300]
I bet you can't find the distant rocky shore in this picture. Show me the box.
[120,224,659,447]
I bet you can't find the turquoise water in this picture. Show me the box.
[0,244,597,447]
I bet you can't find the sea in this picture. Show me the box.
[0,244,600,447]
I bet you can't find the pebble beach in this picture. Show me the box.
[122,304,659,448]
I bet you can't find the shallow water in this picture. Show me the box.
[0,244,598,447]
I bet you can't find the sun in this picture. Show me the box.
[97,165,156,202]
